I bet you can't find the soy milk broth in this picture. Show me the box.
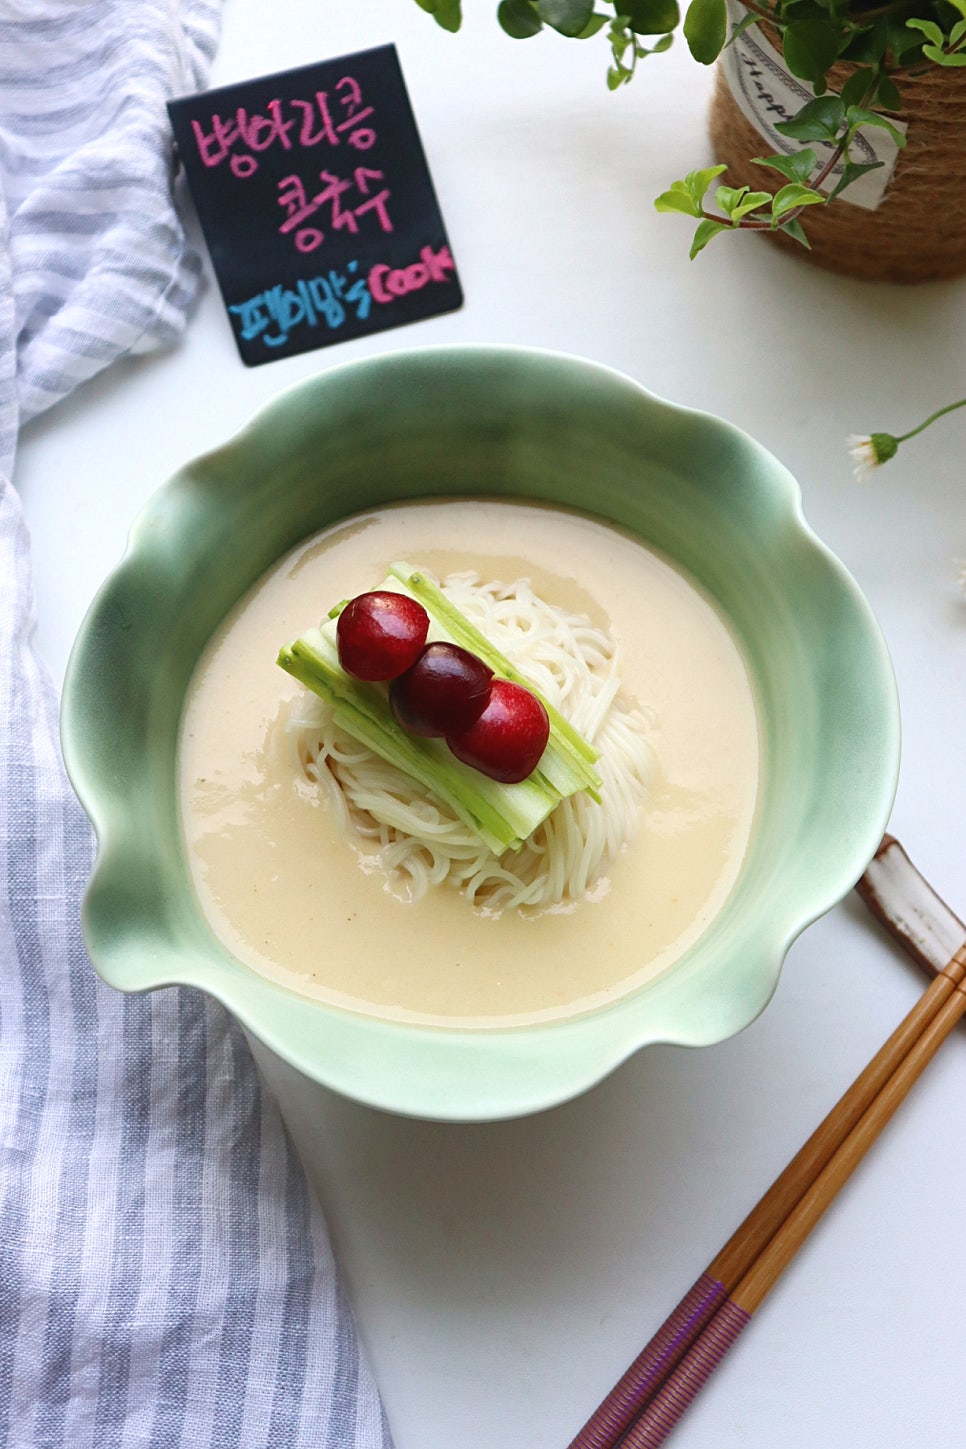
[179,501,760,1027]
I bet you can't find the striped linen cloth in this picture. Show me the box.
[0,5,393,1446]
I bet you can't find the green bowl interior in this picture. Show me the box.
[61,347,900,1120]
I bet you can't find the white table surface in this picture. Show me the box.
[16,4,966,1446]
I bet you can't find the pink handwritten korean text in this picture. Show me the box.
[189,75,376,178]
[276,166,392,254]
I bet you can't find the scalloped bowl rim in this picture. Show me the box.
[60,345,901,1121]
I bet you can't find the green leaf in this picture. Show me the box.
[656,164,729,217]
[654,181,703,216]
[689,217,729,257]
[905,17,944,47]
[713,184,746,214]
[841,17,889,65]
[725,9,758,46]
[610,21,631,59]
[875,73,902,111]
[731,192,773,220]
[827,159,883,200]
[845,106,906,147]
[537,0,595,37]
[752,147,818,183]
[775,94,845,141]
[951,18,966,44]
[931,46,966,63]
[839,67,874,112]
[687,162,728,198]
[655,164,728,215]
[887,17,923,62]
[424,0,463,31]
[683,0,727,64]
[770,182,826,219]
[576,11,609,36]
[714,184,772,220]
[497,0,543,38]
[781,18,843,81]
[621,0,680,34]
[779,217,811,248]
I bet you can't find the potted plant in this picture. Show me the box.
[414,0,966,477]
[414,0,966,280]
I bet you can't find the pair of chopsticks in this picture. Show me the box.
[567,835,966,1449]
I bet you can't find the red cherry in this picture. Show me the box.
[446,678,550,784]
[389,642,494,737]
[336,591,429,681]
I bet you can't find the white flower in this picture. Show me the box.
[846,431,899,483]
[847,435,878,483]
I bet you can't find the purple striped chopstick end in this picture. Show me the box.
[621,1298,752,1449]
[566,1273,728,1449]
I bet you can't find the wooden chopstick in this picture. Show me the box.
[567,943,966,1449]
[616,954,966,1449]
[567,834,966,1443]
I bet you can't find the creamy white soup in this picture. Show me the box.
[179,500,760,1027]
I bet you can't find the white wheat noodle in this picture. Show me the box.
[286,572,655,914]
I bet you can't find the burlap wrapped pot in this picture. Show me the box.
[709,36,966,282]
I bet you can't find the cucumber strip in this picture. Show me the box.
[322,587,592,804]
[386,563,604,803]
[277,629,559,855]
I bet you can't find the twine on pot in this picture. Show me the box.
[709,44,966,282]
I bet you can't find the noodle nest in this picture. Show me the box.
[286,572,655,914]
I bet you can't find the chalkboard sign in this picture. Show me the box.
[167,45,463,365]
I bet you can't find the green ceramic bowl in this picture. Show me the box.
[61,346,900,1121]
